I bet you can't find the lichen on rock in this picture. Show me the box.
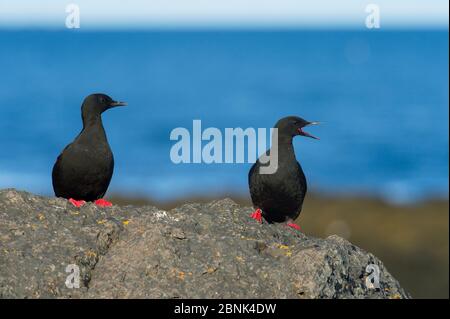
[0,189,410,299]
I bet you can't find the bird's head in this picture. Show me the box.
[81,93,127,117]
[275,116,319,140]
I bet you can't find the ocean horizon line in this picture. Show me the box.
[0,25,448,33]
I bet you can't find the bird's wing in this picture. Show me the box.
[248,161,258,186]
[248,150,274,207]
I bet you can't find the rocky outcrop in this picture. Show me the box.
[0,189,409,299]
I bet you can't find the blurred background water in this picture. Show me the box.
[0,30,448,203]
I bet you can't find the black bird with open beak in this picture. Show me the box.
[52,93,127,208]
[248,116,319,231]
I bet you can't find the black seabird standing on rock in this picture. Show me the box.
[248,116,319,230]
[52,93,127,207]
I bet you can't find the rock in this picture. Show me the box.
[0,189,410,299]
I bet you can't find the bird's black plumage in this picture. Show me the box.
[52,94,126,201]
[248,116,318,223]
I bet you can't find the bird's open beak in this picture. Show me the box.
[298,121,320,140]
[109,101,127,108]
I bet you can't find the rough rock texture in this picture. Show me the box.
[0,189,409,299]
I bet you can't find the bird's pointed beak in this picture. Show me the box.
[109,100,127,108]
[298,121,320,140]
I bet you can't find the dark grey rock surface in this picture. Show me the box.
[0,189,409,299]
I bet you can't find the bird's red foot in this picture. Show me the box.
[286,222,301,231]
[94,199,113,207]
[69,198,86,208]
[250,208,263,223]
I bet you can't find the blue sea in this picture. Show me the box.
[0,30,448,203]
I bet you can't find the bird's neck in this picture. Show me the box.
[272,135,297,161]
[82,112,104,128]
[80,114,107,141]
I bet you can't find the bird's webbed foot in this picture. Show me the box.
[69,198,86,208]
[94,199,113,207]
[286,220,301,231]
[250,208,263,223]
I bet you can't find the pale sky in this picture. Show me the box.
[0,0,448,29]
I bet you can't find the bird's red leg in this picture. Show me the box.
[250,208,263,223]
[94,199,113,207]
[69,198,86,208]
[286,219,301,231]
